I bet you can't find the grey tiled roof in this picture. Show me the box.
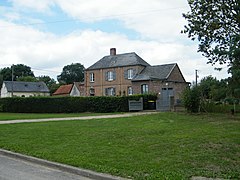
[3,81,50,92]
[87,52,150,70]
[132,63,176,81]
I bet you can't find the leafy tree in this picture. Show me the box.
[182,0,240,97]
[37,75,56,87]
[211,79,229,101]
[199,76,228,101]
[57,63,85,84]
[17,76,37,82]
[0,67,12,81]
[199,76,218,99]
[182,0,240,67]
[0,64,34,81]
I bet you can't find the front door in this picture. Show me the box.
[156,88,174,111]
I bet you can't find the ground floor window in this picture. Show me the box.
[89,87,95,96]
[141,84,149,94]
[105,87,116,96]
[128,86,133,95]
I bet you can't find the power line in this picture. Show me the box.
[0,64,61,74]
[0,6,188,28]
[31,67,61,74]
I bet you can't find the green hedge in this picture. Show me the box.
[0,94,157,113]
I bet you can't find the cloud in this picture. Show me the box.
[0,19,228,82]
[8,0,189,41]
[55,0,189,41]
[0,1,229,82]
[9,0,54,12]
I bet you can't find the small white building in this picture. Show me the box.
[0,81,50,98]
[52,82,85,97]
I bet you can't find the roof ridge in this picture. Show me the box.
[150,63,177,67]
[87,51,150,70]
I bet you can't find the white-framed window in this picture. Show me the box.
[105,87,116,96]
[141,84,149,94]
[127,69,133,79]
[107,71,113,81]
[90,73,94,82]
[128,86,133,95]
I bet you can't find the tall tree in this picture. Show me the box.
[0,64,34,81]
[199,76,218,99]
[17,76,37,82]
[199,76,228,101]
[57,63,85,84]
[182,0,240,97]
[37,75,56,87]
[0,67,12,81]
[13,64,34,79]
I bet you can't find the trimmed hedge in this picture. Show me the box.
[0,94,157,113]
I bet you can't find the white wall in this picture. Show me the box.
[70,85,81,96]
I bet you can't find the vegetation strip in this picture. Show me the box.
[0,113,239,179]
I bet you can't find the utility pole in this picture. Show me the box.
[195,70,199,86]
[11,64,14,97]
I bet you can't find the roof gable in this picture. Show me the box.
[3,81,49,93]
[87,52,150,70]
[132,63,178,81]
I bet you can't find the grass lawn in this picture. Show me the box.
[0,112,121,121]
[0,112,239,179]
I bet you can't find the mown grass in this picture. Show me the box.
[0,112,239,179]
[0,112,121,121]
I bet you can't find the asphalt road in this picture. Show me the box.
[0,154,92,180]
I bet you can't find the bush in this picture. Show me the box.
[0,94,157,113]
[182,86,201,113]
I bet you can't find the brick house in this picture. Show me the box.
[85,48,189,102]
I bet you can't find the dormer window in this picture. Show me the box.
[90,73,94,82]
[128,69,133,79]
[124,68,135,80]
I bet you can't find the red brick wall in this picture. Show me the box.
[132,80,188,100]
[85,65,145,96]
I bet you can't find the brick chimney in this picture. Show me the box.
[110,48,116,56]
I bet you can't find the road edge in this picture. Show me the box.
[0,148,129,180]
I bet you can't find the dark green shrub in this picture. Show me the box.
[182,86,201,113]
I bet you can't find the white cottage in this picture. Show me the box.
[0,81,50,98]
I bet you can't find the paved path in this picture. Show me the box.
[0,111,158,125]
[0,154,92,180]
